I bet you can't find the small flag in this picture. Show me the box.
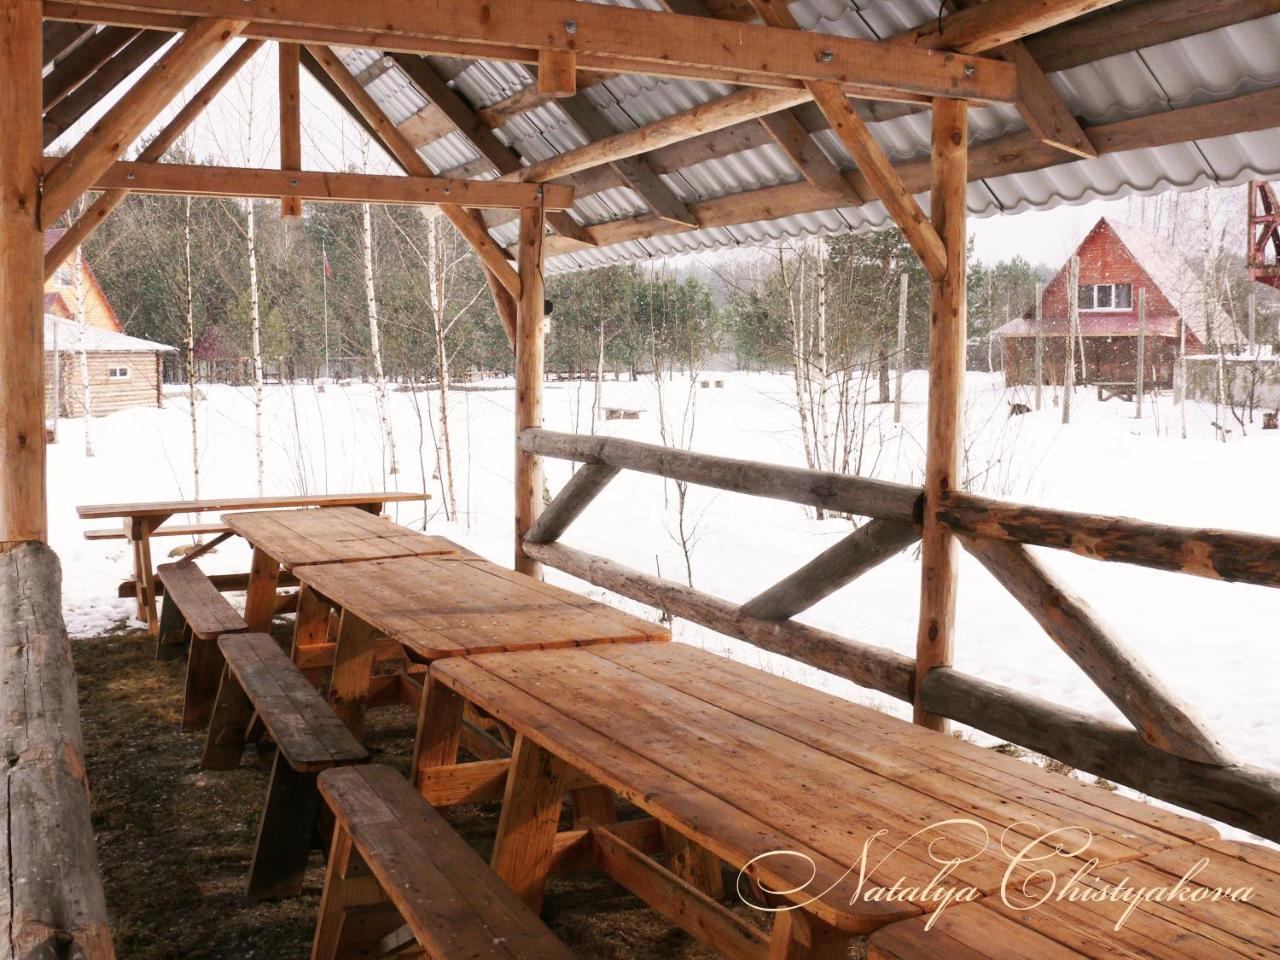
[322,245,333,279]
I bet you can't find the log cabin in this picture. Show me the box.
[998,217,1239,388]
[5,2,1280,957]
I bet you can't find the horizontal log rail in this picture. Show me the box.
[520,429,923,523]
[940,490,1280,588]
[1,544,115,958]
[525,429,1280,843]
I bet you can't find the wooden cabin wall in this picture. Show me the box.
[1002,336,1179,388]
[45,350,164,418]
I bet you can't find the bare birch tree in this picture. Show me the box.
[361,199,399,477]
[185,195,200,500]
[73,246,94,458]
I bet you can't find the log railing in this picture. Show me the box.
[0,543,115,959]
[520,428,1280,843]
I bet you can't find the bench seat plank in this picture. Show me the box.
[86,522,231,541]
[156,562,247,639]
[220,633,366,771]
[869,839,1280,959]
[319,765,574,959]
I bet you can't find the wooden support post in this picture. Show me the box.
[491,734,568,911]
[278,42,302,218]
[914,98,967,731]
[1063,255,1078,424]
[514,201,547,577]
[893,271,908,424]
[1033,280,1044,411]
[0,0,46,545]
[1136,287,1146,418]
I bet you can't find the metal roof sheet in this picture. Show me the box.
[335,5,1280,273]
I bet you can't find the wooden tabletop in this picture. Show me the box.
[77,491,426,520]
[224,507,462,570]
[295,554,669,660]
[431,642,1217,935]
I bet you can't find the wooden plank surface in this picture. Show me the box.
[296,553,668,660]
[76,490,425,519]
[224,507,465,570]
[220,632,367,770]
[431,642,1215,934]
[155,561,246,638]
[869,838,1280,959]
[319,765,575,959]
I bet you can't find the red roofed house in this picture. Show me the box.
[998,218,1238,389]
[44,229,123,334]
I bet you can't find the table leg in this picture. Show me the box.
[410,676,464,788]
[292,586,331,657]
[130,535,146,622]
[491,734,570,911]
[767,910,853,960]
[133,517,161,634]
[660,823,724,899]
[329,611,380,739]
[243,547,281,633]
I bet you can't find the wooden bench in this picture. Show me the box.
[312,765,574,960]
[202,633,369,899]
[868,838,1280,960]
[155,561,249,729]
[84,521,231,541]
[603,406,641,420]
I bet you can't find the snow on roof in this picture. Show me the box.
[43,315,175,354]
[340,5,1280,273]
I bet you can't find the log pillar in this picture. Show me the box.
[914,98,968,730]
[0,0,46,545]
[514,199,547,577]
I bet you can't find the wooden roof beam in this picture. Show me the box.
[43,25,140,111]
[43,17,247,226]
[82,160,576,209]
[43,29,170,147]
[385,52,595,244]
[893,0,1127,54]
[304,43,523,298]
[278,42,302,218]
[42,20,91,66]
[45,37,264,279]
[49,0,1016,102]
[537,84,1280,259]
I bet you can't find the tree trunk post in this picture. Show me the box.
[515,200,547,577]
[1136,287,1146,418]
[915,98,967,731]
[894,271,908,424]
[1033,280,1043,411]
[0,0,45,545]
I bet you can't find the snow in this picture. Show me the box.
[49,371,1279,842]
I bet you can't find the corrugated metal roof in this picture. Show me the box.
[336,5,1280,273]
[44,316,174,354]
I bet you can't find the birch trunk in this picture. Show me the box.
[814,240,829,469]
[185,196,199,501]
[247,199,265,494]
[74,249,93,457]
[362,202,399,477]
[424,216,455,515]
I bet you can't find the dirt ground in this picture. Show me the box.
[73,623,770,959]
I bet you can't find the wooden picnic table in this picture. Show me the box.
[424,642,1218,958]
[292,551,669,735]
[222,507,459,634]
[77,491,426,634]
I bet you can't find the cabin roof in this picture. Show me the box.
[333,3,1280,273]
[43,315,175,354]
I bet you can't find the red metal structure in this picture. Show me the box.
[1249,180,1280,288]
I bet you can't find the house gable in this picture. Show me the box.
[43,231,123,334]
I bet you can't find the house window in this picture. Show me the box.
[1078,283,1133,311]
[107,366,131,380]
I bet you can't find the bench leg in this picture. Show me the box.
[491,734,570,912]
[410,676,464,788]
[248,752,322,900]
[154,592,187,661]
[182,633,225,731]
[201,665,254,770]
[767,910,852,960]
[312,827,400,960]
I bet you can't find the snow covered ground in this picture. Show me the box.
[50,370,1279,840]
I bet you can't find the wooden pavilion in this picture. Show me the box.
[4,1,1280,957]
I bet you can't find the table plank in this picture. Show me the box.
[77,491,425,519]
[432,644,1213,935]
[295,554,668,660]
[224,507,464,570]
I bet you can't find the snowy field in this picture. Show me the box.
[50,370,1279,840]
